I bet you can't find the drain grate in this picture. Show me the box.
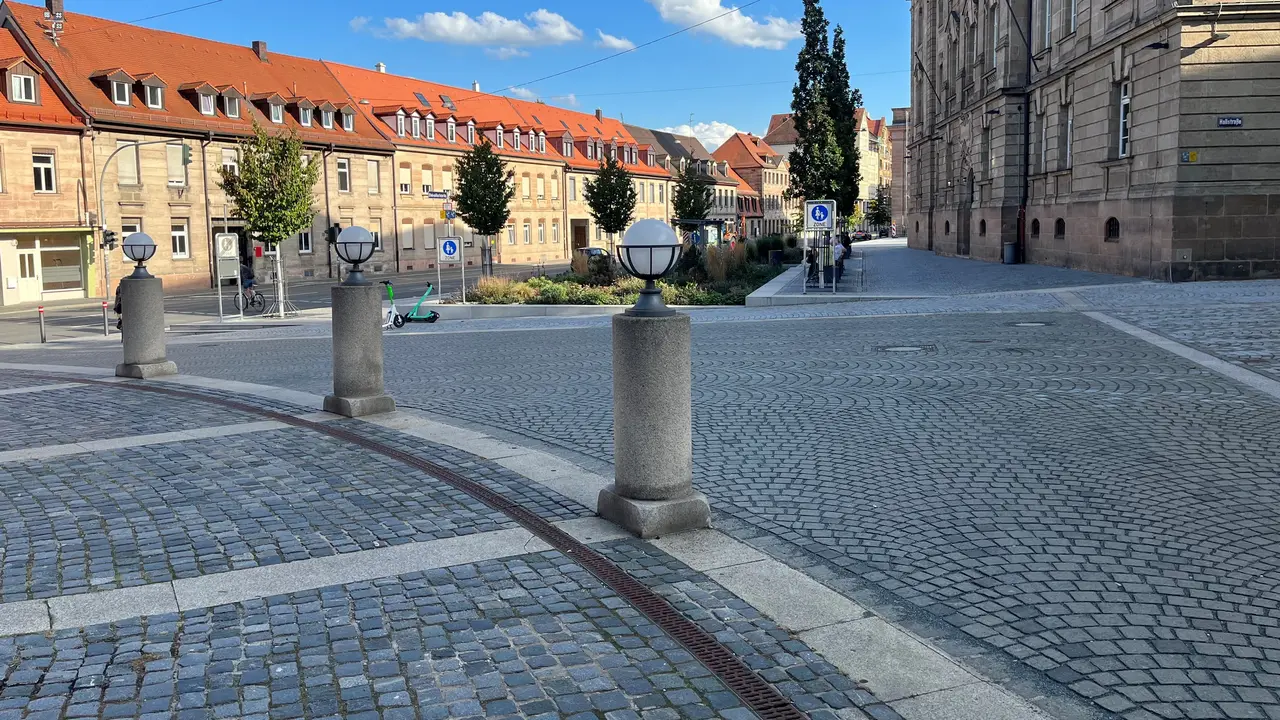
[875,344,936,353]
[1010,321,1050,327]
[52,376,808,720]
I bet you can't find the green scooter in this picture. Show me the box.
[381,281,440,328]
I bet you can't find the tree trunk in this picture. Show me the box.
[274,249,286,319]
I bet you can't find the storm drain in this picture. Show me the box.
[53,376,809,720]
[1011,321,1050,327]
[875,344,937,353]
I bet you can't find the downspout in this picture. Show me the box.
[323,144,334,279]
[562,166,570,257]
[76,128,93,294]
[391,154,401,274]
[201,132,214,287]
[1017,0,1033,263]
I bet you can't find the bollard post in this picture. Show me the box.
[114,276,177,379]
[324,226,395,418]
[102,300,110,336]
[37,306,46,343]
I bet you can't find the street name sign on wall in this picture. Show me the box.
[438,236,463,264]
[1218,117,1243,128]
[805,200,836,231]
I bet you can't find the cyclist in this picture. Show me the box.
[239,261,257,297]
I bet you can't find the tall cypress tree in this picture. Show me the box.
[827,25,862,217]
[787,0,841,203]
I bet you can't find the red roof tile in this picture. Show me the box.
[0,24,81,128]
[763,113,796,146]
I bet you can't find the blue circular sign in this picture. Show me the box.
[442,240,458,256]
[811,204,829,223]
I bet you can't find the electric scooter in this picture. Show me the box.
[380,281,403,329]
[396,282,440,325]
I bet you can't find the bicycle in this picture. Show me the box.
[233,284,266,313]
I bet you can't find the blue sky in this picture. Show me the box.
[61,0,909,149]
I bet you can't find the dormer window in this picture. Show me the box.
[496,126,505,149]
[466,123,475,144]
[9,72,35,103]
[647,150,654,166]
[396,111,405,137]
[538,133,545,153]
[447,119,456,142]
[586,143,594,160]
[145,85,163,109]
[327,111,338,130]
[300,107,312,127]
[513,129,520,151]
[112,81,130,105]
[425,115,435,140]
[225,96,240,118]
[411,115,420,139]
[563,138,572,157]
[270,103,283,124]
[199,93,216,116]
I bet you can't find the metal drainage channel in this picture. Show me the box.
[52,376,808,720]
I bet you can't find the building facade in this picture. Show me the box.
[712,131,795,236]
[889,107,911,230]
[907,0,1280,279]
[764,109,892,225]
[628,126,736,238]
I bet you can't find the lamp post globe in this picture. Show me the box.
[617,219,682,317]
[121,232,157,278]
[335,226,376,285]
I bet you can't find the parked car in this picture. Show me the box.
[577,247,608,258]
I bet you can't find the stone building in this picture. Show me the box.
[712,131,796,236]
[907,0,1280,279]
[764,109,892,224]
[889,107,911,230]
[627,126,737,239]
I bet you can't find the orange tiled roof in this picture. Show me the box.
[763,113,796,146]
[726,167,758,196]
[713,132,782,171]
[4,1,392,151]
[326,61,670,179]
[0,25,81,129]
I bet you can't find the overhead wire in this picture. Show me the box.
[60,0,226,37]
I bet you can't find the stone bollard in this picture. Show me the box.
[115,276,177,379]
[323,282,395,417]
[597,312,710,538]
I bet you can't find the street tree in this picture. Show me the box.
[583,157,637,251]
[453,140,514,249]
[787,0,842,203]
[218,120,319,317]
[827,25,863,217]
[867,188,892,228]
[671,168,714,231]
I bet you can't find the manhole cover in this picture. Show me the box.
[1012,321,1049,327]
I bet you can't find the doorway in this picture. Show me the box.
[957,171,974,256]
[571,221,588,251]
[17,245,40,301]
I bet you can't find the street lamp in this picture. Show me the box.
[334,226,376,285]
[616,219,682,317]
[122,232,157,278]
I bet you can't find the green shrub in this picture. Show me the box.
[586,255,615,285]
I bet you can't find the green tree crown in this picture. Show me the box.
[787,0,843,203]
[217,121,320,247]
[583,157,638,236]
[827,25,863,215]
[454,140,514,237]
[671,168,714,230]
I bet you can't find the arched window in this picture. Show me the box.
[1105,217,1121,241]
[1054,218,1066,239]
[1031,219,1040,237]
[945,221,951,235]
[979,219,987,236]
[915,221,920,234]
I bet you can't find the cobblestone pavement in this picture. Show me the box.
[34,303,1280,720]
[0,542,877,720]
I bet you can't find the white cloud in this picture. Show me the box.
[486,47,530,60]
[509,87,539,100]
[596,30,636,51]
[383,9,582,47]
[658,121,740,151]
[646,0,800,50]
[562,93,579,107]
[349,16,370,32]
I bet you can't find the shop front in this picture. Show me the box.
[0,228,97,306]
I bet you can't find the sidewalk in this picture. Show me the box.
[0,365,1053,720]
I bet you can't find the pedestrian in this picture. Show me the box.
[833,236,846,286]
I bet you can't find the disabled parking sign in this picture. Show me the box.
[805,200,836,230]
[438,237,462,263]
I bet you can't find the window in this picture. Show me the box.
[299,230,312,254]
[551,175,559,200]
[112,81,130,105]
[166,144,187,187]
[422,165,433,193]
[979,219,987,236]
[1062,104,1074,169]
[1054,218,1066,239]
[447,120,456,142]
[199,93,215,116]
[536,176,545,200]
[116,141,139,186]
[337,159,350,192]
[222,148,239,176]
[0,148,5,193]
[121,218,141,237]
[563,139,572,157]
[1031,219,1041,237]
[990,4,999,69]
[337,112,347,131]
[1105,217,1121,241]
[521,175,530,199]
[569,177,577,201]
[506,224,515,245]
[1118,82,1131,158]
[538,222,545,244]
[658,185,664,204]
[982,125,992,175]
[421,220,436,249]
[10,73,35,103]
[32,152,55,192]
[552,221,560,246]
[145,85,163,109]
[637,181,646,202]
[466,124,475,144]
[300,107,312,127]
[649,183,655,204]
[225,96,240,119]
[586,142,594,160]
[270,103,283,124]
[1039,115,1048,172]
[401,219,415,250]
[399,165,411,194]
[411,115,420,139]
[442,168,453,192]
[170,220,190,259]
[522,223,531,245]
[1043,0,1052,49]
[370,219,382,251]
[513,129,520,151]
[396,113,405,137]
[945,221,951,235]
[367,160,380,194]
[535,132,542,152]
[1069,0,1078,33]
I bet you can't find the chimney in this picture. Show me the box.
[595,108,603,121]
[252,40,268,62]
[46,0,63,16]
[472,80,480,92]
[374,62,386,73]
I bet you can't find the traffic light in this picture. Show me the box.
[101,229,118,250]
[181,144,192,166]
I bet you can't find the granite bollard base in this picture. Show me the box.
[597,485,710,539]
[322,394,396,417]
[115,361,178,379]
[325,282,395,418]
